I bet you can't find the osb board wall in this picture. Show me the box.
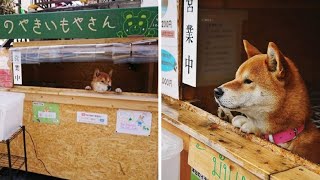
[185,6,320,114]
[22,61,158,94]
[0,101,158,179]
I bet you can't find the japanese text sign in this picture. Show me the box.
[182,0,198,87]
[0,7,158,39]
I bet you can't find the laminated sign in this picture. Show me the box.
[77,112,108,125]
[33,102,60,124]
[116,109,152,136]
[161,0,179,99]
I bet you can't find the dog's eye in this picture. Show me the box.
[244,79,253,84]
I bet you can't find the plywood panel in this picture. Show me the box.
[271,166,320,180]
[7,86,158,111]
[188,138,259,180]
[0,101,158,179]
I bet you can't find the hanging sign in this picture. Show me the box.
[182,0,198,87]
[12,51,22,85]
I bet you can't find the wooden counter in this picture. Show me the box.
[162,96,320,180]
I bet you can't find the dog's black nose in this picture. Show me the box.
[214,88,224,98]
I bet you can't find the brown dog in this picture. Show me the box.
[214,40,320,163]
[85,68,122,93]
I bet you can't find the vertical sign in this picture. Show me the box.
[161,0,179,99]
[12,51,22,85]
[182,0,198,87]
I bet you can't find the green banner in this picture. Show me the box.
[0,7,158,39]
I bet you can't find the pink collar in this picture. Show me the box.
[263,125,304,144]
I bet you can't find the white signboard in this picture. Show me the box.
[182,0,198,87]
[116,109,152,136]
[77,112,108,125]
[161,0,179,99]
[12,51,22,85]
[38,112,57,119]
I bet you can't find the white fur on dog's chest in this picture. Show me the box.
[92,82,109,93]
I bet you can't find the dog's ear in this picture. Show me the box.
[243,40,262,59]
[94,69,100,78]
[266,42,286,79]
[108,69,113,78]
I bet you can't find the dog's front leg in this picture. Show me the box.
[232,115,259,134]
[217,106,234,122]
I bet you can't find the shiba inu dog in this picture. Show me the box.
[85,68,122,93]
[214,40,320,163]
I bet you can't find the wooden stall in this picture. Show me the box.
[0,5,158,180]
[161,0,320,179]
[0,87,158,179]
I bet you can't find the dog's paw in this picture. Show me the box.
[85,86,92,90]
[217,107,234,122]
[232,115,257,134]
[115,88,122,93]
[232,115,248,128]
[240,122,257,134]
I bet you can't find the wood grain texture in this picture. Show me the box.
[188,137,259,180]
[180,150,191,180]
[162,96,320,179]
[271,166,320,180]
[5,86,158,111]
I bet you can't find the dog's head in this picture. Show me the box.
[214,40,304,116]
[91,68,113,92]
